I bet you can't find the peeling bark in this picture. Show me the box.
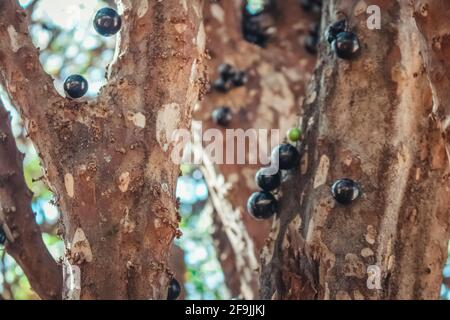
[209,203,242,297]
[413,0,450,165]
[200,150,260,299]
[198,0,317,297]
[261,0,450,300]
[0,100,62,300]
[1,0,448,301]
[0,0,205,299]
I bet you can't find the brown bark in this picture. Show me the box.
[261,0,450,300]
[210,206,242,297]
[0,100,62,300]
[198,0,317,298]
[413,0,450,165]
[0,0,205,299]
[169,244,186,300]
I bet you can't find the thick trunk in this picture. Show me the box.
[261,0,450,300]
[1,0,448,301]
[198,0,317,298]
[0,0,205,299]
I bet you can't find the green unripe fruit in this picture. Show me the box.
[287,128,302,142]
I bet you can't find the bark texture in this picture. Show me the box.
[169,244,186,300]
[0,100,62,300]
[198,0,317,298]
[413,0,450,165]
[0,0,205,299]
[261,0,450,300]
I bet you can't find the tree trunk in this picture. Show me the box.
[412,0,450,164]
[0,0,448,301]
[261,0,450,300]
[0,0,205,299]
[198,0,317,298]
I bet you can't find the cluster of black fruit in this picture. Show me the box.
[167,278,181,300]
[298,0,322,55]
[247,145,362,218]
[211,64,248,127]
[0,226,6,246]
[242,0,276,47]
[304,23,320,55]
[299,0,322,13]
[326,20,361,60]
[213,63,248,93]
[248,170,361,220]
[212,106,233,127]
[63,8,122,99]
[247,144,300,220]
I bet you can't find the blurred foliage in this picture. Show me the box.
[176,167,230,299]
[441,248,450,300]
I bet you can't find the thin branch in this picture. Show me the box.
[25,0,40,24]
[0,100,62,300]
[191,124,260,300]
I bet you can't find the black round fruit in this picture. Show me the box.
[231,70,248,87]
[325,20,347,43]
[331,178,361,205]
[64,75,88,99]
[242,11,269,47]
[247,191,277,220]
[212,106,232,127]
[255,167,281,192]
[332,31,361,60]
[218,63,234,80]
[272,144,300,170]
[0,228,6,245]
[309,22,320,37]
[167,278,181,300]
[304,34,318,55]
[243,28,267,47]
[93,7,122,37]
[212,78,231,93]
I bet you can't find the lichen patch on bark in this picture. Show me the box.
[64,173,75,198]
[118,172,131,193]
[7,25,21,52]
[156,103,181,152]
[67,228,93,264]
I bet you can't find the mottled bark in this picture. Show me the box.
[0,0,205,299]
[169,244,186,300]
[210,205,242,297]
[0,101,62,300]
[198,0,317,298]
[261,0,450,300]
[413,0,450,165]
